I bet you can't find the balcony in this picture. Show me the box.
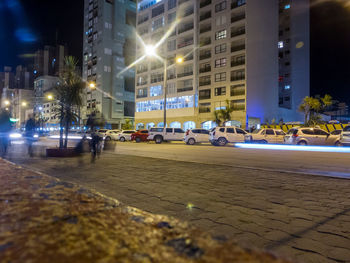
[137,81,147,86]
[184,54,194,61]
[137,68,148,74]
[200,38,211,47]
[199,53,211,60]
[200,25,211,34]
[177,71,193,78]
[199,108,211,113]
[183,8,194,17]
[231,1,246,9]
[231,14,246,23]
[178,40,194,49]
[231,60,245,67]
[231,28,246,38]
[168,74,176,80]
[199,95,211,100]
[138,16,149,25]
[231,44,245,53]
[199,80,211,86]
[199,67,211,73]
[230,90,245,96]
[230,75,245,82]
[177,86,193,92]
[200,11,211,21]
[136,94,148,99]
[200,0,211,8]
[178,23,194,34]
[232,105,245,111]
[178,0,191,5]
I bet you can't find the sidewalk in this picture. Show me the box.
[0,159,289,263]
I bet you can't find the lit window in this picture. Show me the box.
[150,85,163,96]
[215,29,227,40]
[278,41,284,49]
[284,85,291,90]
[215,58,227,68]
[284,4,290,9]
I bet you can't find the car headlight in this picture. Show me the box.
[33,134,39,138]
[10,133,22,138]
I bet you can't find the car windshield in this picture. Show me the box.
[344,126,350,132]
[252,129,261,134]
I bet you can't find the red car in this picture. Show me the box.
[131,130,149,142]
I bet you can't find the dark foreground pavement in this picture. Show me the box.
[0,159,289,263]
[10,152,350,263]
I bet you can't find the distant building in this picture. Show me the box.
[134,0,310,130]
[82,0,137,129]
[0,67,15,108]
[33,45,67,78]
[14,65,34,90]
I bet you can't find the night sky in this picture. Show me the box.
[0,0,349,104]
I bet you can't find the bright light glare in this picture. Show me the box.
[145,45,156,57]
[47,95,53,100]
[89,82,96,89]
[33,134,39,138]
[49,135,83,140]
[10,133,22,139]
[22,101,27,107]
[4,100,10,106]
[235,143,350,153]
[176,57,184,64]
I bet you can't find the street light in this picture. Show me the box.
[4,100,10,106]
[145,45,184,128]
[21,101,27,107]
[89,82,96,89]
[47,95,53,100]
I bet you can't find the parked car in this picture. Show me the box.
[340,126,350,146]
[131,130,149,142]
[184,129,210,145]
[117,130,136,142]
[97,129,109,137]
[330,129,342,136]
[245,128,285,144]
[147,127,185,144]
[284,127,341,146]
[105,129,121,141]
[209,126,247,146]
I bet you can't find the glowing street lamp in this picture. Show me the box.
[89,82,96,89]
[47,95,53,100]
[4,100,10,106]
[21,101,27,107]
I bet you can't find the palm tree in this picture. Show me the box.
[122,119,134,130]
[55,56,85,149]
[298,94,332,126]
[219,99,234,126]
[213,110,222,127]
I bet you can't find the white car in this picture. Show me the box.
[184,129,210,145]
[147,127,185,144]
[209,126,247,146]
[245,128,285,144]
[104,129,121,141]
[340,126,350,146]
[118,130,136,142]
[284,127,341,146]
[97,129,109,137]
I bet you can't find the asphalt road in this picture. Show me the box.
[114,141,350,179]
[5,139,350,263]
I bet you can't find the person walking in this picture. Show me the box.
[0,110,12,157]
[90,130,103,162]
[24,117,36,157]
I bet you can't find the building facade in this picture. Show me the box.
[34,45,67,77]
[82,0,137,129]
[135,0,310,130]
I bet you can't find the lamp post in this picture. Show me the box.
[144,45,183,128]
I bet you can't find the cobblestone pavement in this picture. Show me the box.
[12,152,350,263]
[1,160,290,263]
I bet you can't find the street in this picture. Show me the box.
[6,140,350,263]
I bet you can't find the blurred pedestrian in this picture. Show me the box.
[0,110,12,157]
[24,116,36,157]
[90,130,103,162]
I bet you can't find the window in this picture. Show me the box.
[167,82,176,94]
[199,89,211,100]
[215,87,226,96]
[215,43,226,54]
[266,129,274,135]
[104,48,112,55]
[215,1,227,12]
[314,129,329,136]
[276,130,285,135]
[167,39,176,51]
[168,0,176,10]
[227,128,235,133]
[284,85,291,90]
[215,72,226,82]
[215,29,227,40]
[174,128,184,133]
[150,85,163,97]
[152,4,164,18]
[236,128,246,134]
[199,103,211,113]
[168,12,176,24]
[278,41,284,49]
[301,129,314,135]
[231,70,245,81]
[215,15,227,26]
[152,17,164,31]
[219,128,225,132]
[215,58,227,68]
[150,128,164,132]
[201,130,210,134]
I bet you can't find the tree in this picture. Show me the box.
[213,100,234,127]
[54,56,85,149]
[298,94,333,126]
[122,119,134,130]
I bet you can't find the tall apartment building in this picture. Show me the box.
[135,0,309,130]
[34,45,67,77]
[82,0,137,129]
